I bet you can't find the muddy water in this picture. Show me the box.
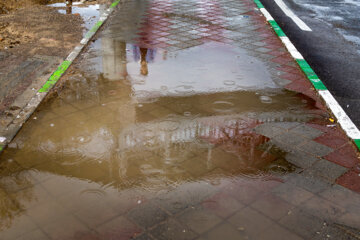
[0,3,325,239]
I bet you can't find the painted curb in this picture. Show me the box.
[0,0,122,154]
[254,0,360,152]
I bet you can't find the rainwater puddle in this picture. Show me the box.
[49,1,105,30]
[0,2,328,238]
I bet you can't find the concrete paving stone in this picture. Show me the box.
[319,184,360,212]
[272,182,314,205]
[149,218,197,240]
[41,215,90,240]
[257,222,304,240]
[289,124,324,140]
[257,52,276,60]
[0,214,38,240]
[300,195,346,221]
[96,215,142,240]
[154,182,216,215]
[268,138,297,154]
[74,200,122,229]
[285,150,320,169]
[227,207,274,239]
[127,201,169,229]
[223,181,264,205]
[337,212,360,230]
[201,191,245,218]
[132,233,154,240]
[201,222,248,240]
[272,132,308,147]
[250,193,294,220]
[178,206,222,234]
[312,223,359,240]
[268,122,301,130]
[286,172,331,194]
[279,208,324,239]
[305,159,348,182]
[14,229,50,240]
[298,141,333,157]
[253,123,284,138]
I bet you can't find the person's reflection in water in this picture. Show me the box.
[140,47,148,76]
[66,0,72,14]
[132,45,156,76]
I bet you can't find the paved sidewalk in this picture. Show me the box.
[0,0,359,239]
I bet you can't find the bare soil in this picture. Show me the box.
[0,4,84,58]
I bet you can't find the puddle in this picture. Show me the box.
[48,2,104,30]
[0,0,333,238]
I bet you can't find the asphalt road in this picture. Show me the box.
[260,0,360,128]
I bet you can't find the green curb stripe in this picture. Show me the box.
[84,21,102,39]
[254,0,265,8]
[355,139,360,150]
[296,59,327,90]
[110,0,121,8]
[268,20,286,37]
[39,60,71,93]
[85,20,104,38]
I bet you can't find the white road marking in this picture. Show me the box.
[319,90,360,139]
[260,8,274,21]
[274,0,312,31]
[280,36,304,59]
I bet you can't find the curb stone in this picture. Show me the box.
[254,0,360,153]
[0,0,122,154]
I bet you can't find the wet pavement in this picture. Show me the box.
[0,0,360,239]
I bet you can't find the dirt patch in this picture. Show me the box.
[0,5,84,57]
[0,0,54,14]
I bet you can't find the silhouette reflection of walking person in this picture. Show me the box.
[140,48,148,76]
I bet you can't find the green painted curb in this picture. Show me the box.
[254,0,265,8]
[39,60,72,93]
[355,139,360,151]
[296,59,327,90]
[110,0,121,8]
[85,20,104,38]
[268,20,286,37]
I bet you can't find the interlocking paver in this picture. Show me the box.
[0,0,360,239]
[285,150,320,169]
[305,159,348,182]
[272,182,314,205]
[279,209,324,239]
[298,141,333,157]
[127,201,169,229]
[250,193,294,220]
[149,218,197,240]
[178,206,222,234]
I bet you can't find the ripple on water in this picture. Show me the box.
[259,95,272,104]
[223,80,235,86]
[212,100,235,113]
[80,188,107,197]
[174,85,195,95]
[158,119,180,131]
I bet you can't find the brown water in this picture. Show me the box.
[0,0,333,239]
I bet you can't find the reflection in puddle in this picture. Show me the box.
[0,3,327,238]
